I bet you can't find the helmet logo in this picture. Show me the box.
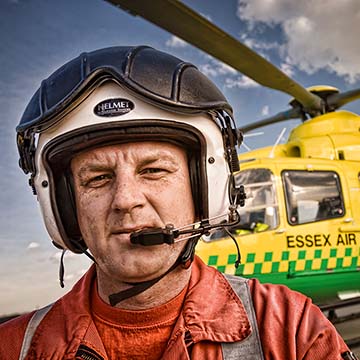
[94,98,135,117]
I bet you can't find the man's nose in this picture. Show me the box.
[110,173,145,213]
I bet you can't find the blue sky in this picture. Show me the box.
[1,0,360,315]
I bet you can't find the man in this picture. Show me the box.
[0,46,355,359]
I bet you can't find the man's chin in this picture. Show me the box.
[100,261,167,282]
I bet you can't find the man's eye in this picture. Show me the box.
[141,168,167,176]
[145,168,162,173]
[86,174,111,187]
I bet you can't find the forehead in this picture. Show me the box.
[71,141,188,167]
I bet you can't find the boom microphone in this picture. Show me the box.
[130,224,179,246]
[130,208,240,246]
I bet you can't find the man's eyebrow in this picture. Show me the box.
[75,164,111,178]
[137,153,179,168]
[74,152,178,175]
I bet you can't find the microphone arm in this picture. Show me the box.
[130,207,240,246]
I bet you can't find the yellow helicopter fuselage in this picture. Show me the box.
[196,110,360,304]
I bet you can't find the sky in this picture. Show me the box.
[1,0,360,315]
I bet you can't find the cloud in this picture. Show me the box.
[165,36,188,48]
[240,34,279,52]
[238,34,276,63]
[27,242,40,249]
[199,63,219,77]
[49,250,79,263]
[76,268,88,277]
[63,273,75,281]
[280,60,295,77]
[217,63,238,75]
[261,105,270,116]
[199,56,237,78]
[225,75,259,89]
[237,0,360,83]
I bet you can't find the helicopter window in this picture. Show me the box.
[208,168,279,240]
[282,170,344,225]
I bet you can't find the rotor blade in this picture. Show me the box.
[326,88,360,110]
[240,107,301,133]
[106,0,323,112]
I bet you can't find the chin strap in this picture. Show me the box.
[108,259,179,307]
[108,237,198,307]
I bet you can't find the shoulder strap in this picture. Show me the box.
[18,303,53,360]
[221,275,264,360]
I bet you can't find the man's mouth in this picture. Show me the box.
[112,226,145,233]
[110,226,154,237]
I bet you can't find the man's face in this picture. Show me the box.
[71,141,195,283]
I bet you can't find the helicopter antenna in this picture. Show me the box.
[244,131,265,138]
[269,127,287,158]
[241,142,252,152]
[240,131,265,152]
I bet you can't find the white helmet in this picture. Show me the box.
[17,46,243,255]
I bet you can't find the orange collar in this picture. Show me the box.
[177,256,251,344]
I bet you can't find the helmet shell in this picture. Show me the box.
[17,46,232,136]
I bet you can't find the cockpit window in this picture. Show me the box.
[282,170,344,225]
[209,168,279,240]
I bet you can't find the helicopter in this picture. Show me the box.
[106,0,360,305]
[197,103,360,305]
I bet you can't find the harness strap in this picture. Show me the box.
[222,274,265,360]
[18,303,53,360]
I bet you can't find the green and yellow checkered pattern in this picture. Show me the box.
[206,246,360,276]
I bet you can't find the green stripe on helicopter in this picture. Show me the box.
[207,247,360,276]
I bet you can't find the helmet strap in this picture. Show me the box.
[108,257,180,307]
